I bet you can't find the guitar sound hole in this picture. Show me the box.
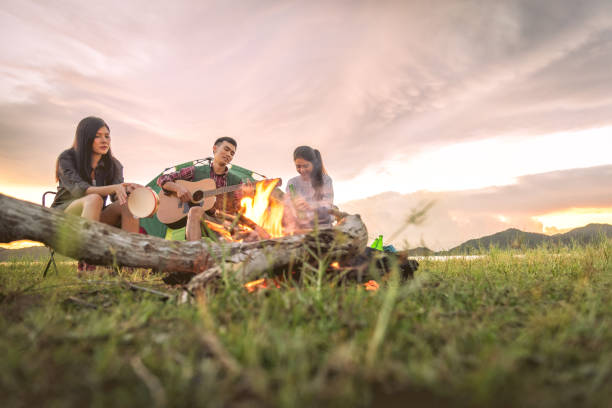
[192,190,203,201]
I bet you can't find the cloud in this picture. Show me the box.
[341,165,612,250]
[1,0,611,198]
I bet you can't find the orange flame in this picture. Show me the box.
[364,280,379,291]
[330,261,340,269]
[240,179,284,238]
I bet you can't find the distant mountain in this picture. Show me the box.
[553,223,612,245]
[445,228,548,254]
[441,223,612,254]
[405,247,436,256]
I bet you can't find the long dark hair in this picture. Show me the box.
[55,116,117,183]
[293,145,327,199]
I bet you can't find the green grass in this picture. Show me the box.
[1,240,612,407]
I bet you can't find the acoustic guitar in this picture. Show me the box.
[156,178,280,227]
[156,179,244,227]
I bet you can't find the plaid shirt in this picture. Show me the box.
[157,166,195,190]
[157,165,242,213]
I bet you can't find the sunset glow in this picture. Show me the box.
[0,185,50,206]
[533,208,612,234]
[0,240,44,250]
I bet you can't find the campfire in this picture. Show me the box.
[204,179,290,242]
[0,189,419,296]
[192,180,419,292]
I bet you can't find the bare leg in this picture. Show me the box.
[65,195,104,272]
[100,201,139,233]
[65,194,104,221]
[186,207,205,241]
[120,203,139,233]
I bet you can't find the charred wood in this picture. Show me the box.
[338,247,419,283]
[186,213,369,292]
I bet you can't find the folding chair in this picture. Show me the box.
[42,191,59,277]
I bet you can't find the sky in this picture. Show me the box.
[1,0,611,248]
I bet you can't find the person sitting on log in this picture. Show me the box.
[156,136,253,241]
[284,146,334,231]
[51,116,142,270]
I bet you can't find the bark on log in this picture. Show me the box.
[0,193,368,281]
[0,193,213,273]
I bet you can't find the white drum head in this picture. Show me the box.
[128,187,159,218]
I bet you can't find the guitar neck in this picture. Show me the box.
[197,178,280,198]
[202,183,243,198]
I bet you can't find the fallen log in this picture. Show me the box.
[0,193,213,273]
[0,193,368,282]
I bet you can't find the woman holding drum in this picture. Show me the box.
[51,116,142,239]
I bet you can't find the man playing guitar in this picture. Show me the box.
[156,136,252,241]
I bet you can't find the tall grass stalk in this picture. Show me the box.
[366,260,400,367]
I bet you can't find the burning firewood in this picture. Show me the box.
[239,247,419,294]
[213,210,271,241]
[185,212,369,293]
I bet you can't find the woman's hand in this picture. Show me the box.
[114,184,128,205]
[294,197,312,212]
[123,182,143,194]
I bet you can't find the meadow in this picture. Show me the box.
[1,239,611,407]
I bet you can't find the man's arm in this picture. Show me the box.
[156,166,195,202]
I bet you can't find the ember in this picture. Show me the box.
[363,280,379,291]
[244,278,281,293]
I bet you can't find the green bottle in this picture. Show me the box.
[371,235,384,251]
[370,236,378,248]
[375,235,384,251]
